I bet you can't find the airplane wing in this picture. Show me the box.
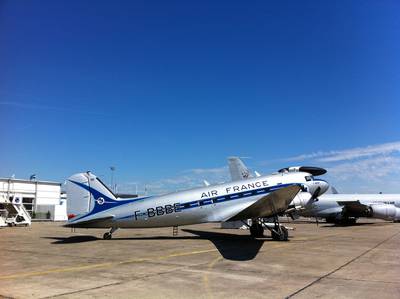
[64,215,114,228]
[227,185,301,221]
[337,200,370,216]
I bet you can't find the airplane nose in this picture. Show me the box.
[305,179,329,197]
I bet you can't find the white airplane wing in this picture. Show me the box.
[227,185,301,221]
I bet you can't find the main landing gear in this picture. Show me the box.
[250,222,264,238]
[103,227,118,240]
[271,224,288,241]
[245,216,289,241]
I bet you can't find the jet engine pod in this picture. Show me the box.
[369,205,400,221]
[278,166,327,176]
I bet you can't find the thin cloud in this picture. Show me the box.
[327,155,400,181]
[184,166,227,175]
[0,101,110,116]
[286,141,400,162]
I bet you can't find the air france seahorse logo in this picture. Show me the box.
[241,171,249,178]
[96,197,105,205]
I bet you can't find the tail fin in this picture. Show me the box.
[66,172,117,220]
[228,157,252,181]
[330,186,339,194]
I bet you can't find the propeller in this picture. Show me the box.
[310,186,321,201]
[306,188,321,226]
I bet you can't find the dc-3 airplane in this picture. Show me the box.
[65,162,329,241]
[228,157,400,224]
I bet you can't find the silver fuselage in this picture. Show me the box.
[72,172,311,228]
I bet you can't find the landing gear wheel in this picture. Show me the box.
[271,226,288,241]
[250,223,264,238]
[103,232,112,240]
[347,218,357,225]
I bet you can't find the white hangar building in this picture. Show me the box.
[0,177,67,221]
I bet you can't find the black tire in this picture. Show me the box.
[347,218,357,225]
[272,226,288,241]
[325,217,335,223]
[339,218,357,225]
[281,226,288,241]
[250,223,264,238]
[103,232,112,240]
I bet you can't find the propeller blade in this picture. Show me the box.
[310,187,321,201]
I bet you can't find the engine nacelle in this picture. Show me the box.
[370,205,400,221]
[291,192,314,208]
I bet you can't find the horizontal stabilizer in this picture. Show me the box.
[64,216,114,228]
[227,185,301,221]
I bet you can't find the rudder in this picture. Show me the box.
[66,172,117,220]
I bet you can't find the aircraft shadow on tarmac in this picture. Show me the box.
[44,229,275,261]
[44,235,100,244]
[182,229,265,261]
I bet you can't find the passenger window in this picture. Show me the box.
[305,176,313,181]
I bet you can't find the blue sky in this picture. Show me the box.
[1,1,399,194]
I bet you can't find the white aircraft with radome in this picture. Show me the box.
[228,157,400,224]
[299,191,400,224]
[65,162,328,241]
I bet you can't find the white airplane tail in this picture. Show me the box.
[228,157,252,181]
[66,172,117,220]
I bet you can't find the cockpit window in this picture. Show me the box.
[305,176,314,181]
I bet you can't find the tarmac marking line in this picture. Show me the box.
[324,276,400,285]
[285,230,400,299]
[203,255,223,299]
[40,267,186,299]
[0,248,218,280]
[39,281,124,299]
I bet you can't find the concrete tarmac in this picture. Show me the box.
[1,219,399,299]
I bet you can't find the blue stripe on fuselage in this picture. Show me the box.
[177,183,294,211]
